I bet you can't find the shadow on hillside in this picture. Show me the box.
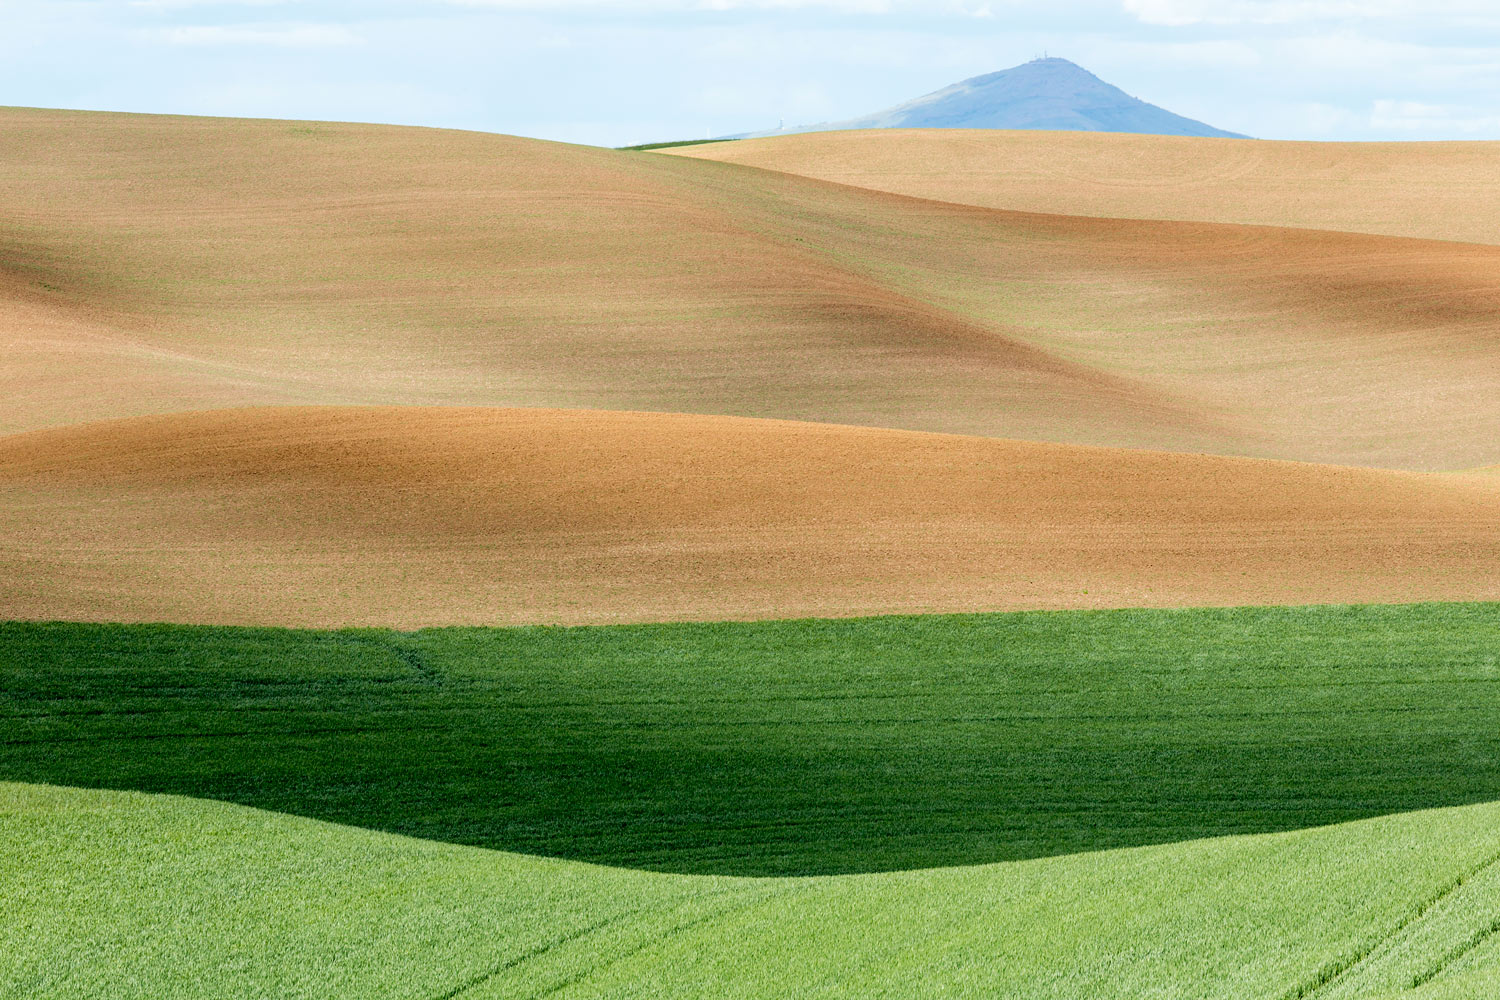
[5,606,1500,876]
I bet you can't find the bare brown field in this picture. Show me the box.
[5,109,1500,469]
[6,110,1500,626]
[666,129,1500,245]
[3,406,1498,628]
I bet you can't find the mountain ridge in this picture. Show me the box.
[727,57,1247,139]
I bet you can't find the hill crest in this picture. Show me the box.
[730,57,1246,139]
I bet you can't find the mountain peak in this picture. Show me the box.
[732,58,1246,140]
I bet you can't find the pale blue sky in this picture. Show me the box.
[5,1,1500,145]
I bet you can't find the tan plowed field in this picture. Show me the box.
[3,406,1498,628]
[666,129,1500,245]
[5,109,1500,469]
[5,109,1500,626]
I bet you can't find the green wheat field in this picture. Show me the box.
[7,603,1500,998]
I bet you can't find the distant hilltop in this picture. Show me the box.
[726,57,1248,140]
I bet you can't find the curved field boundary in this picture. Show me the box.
[6,782,1500,999]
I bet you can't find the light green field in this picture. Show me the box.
[5,603,1500,996]
[7,783,1500,999]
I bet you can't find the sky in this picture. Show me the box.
[5,1,1500,146]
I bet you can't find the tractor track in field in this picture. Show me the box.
[525,886,795,1000]
[428,906,649,1000]
[430,887,765,1000]
[1408,914,1500,988]
[347,633,443,686]
[1281,845,1500,999]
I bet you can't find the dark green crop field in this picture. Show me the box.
[5,602,1499,877]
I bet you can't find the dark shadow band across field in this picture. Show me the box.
[4,602,1499,877]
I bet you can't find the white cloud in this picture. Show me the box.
[1123,0,1500,26]
[1370,98,1500,133]
[151,22,361,45]
[1273,32,1430,69]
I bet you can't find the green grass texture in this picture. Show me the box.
[7,782,1500,999]
[4,602,1500,877]
[617,137,739,150]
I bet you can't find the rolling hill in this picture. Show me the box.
[5,108,1500,471]
[12,783,1500,1000]
[728,57,1246,139]
[8,599,1500,997]
[6,103,1500,1000]
[2,785,1500,995]
[3,407,1499,627]
[9,606,1500,874]
[666,128,1500,245]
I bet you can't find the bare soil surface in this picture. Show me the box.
[666,129,1500,244]
[6,111,1500,626]
[4,110,1500,469]
[4,407,1498,628]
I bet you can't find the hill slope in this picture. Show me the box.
[6,781,1500,999]
[6,109,1500,468]
[730,58,1245,138]
[3,407,1499,627]
[666,128,1500,245]
[0,108,1228,457]
[8,606,1500,876]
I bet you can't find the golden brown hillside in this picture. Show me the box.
[665,129,1500,244]
[3,109,1500,469]
[3,407,1498,628]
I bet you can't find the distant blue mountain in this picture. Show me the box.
[731,58,1247,140]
